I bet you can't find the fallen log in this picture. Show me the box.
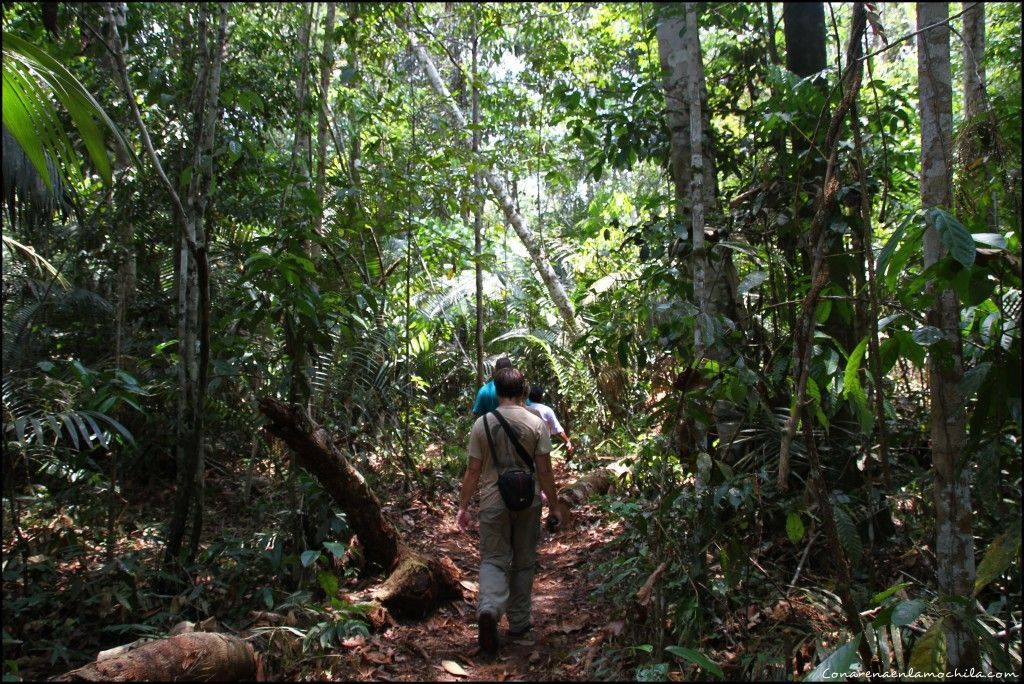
[53,633,256,682]
[258,397,461,617]
[557,462,627,507]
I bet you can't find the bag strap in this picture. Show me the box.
[490,409,536,473]
[483,414,497,468]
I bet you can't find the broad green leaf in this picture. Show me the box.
[323,541,346,558]
[738,271,767,295]
[300,550,321,567]
[908,618,945,676]
[664,645,724,679]
[912,326,945,346]
[971,232,1006,249]
[927,207,975,268]
[973,520,1022,595]
[843,337,869,405]
[870,581,912,606]
[804,635,861,681]
[960,362,992,402]
[875,213,918,275]
[786,512,805,543]
[891,599,925,626]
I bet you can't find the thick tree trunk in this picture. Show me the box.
[258,398,462,615]
[782,3,826,79]
[54,633,256,682]
[916,2,977,668]
[406,29,579,338]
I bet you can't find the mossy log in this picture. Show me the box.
[258,397,461,617]
[53,633,256,682]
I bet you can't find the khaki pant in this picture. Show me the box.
[477,500,542,632]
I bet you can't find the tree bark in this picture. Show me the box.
[959,2,995,230]
[104,3,226,567]
[258,397,462,615]
[54,633,256,682]
[314,1,337,263]
[406,29,579,338]
[472,8,485,387]
[782,3,826,79]
[557,467,619,507]
[685,2,707,359]
[916,1,977,668]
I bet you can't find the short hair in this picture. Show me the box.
[495,357,513,371]
[494,367,526,399]
[528,384,544,403]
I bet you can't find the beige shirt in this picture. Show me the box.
[469,405,551,509]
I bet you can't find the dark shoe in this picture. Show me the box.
[478,611,498,659]
[509,624,532,638]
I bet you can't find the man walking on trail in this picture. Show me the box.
[456,367,568,659]
[472,356,513,417]
[525,385,574,459]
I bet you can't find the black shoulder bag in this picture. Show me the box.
[483,410,536,511]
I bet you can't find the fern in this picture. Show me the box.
[832,503,863,564]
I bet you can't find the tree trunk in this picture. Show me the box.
[782,3,826,79]
[916,1,977,669]
[685,2,707,359]
[406,29,579,338]
[558,467,620,507]
[258,397,462,615]
[314,2,337,264]
[472,9,485,387]
[959,2,995,230]
[54,633,256,682]
[104,3,225,567]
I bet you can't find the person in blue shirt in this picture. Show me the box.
[472,357,513,416]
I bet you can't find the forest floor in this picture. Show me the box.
[314,462,624,682]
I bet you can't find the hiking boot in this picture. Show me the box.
[478,611,498,659]
[509,624,532,639]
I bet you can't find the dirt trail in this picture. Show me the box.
[325,465,620,681]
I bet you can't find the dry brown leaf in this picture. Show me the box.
[556,621,586,634]
[342,635,366,648]
[459,580,479,593]
[441,660,469,677]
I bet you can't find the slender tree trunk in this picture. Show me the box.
[407,29,579,338]
[917,2,977,668]
[656,7,692,222]
[105,3,225,568]
[850,103,893,489]
[314,2,337,264]
[685,2,707,360]
[471,9,484,386]
[960,2,995,230]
